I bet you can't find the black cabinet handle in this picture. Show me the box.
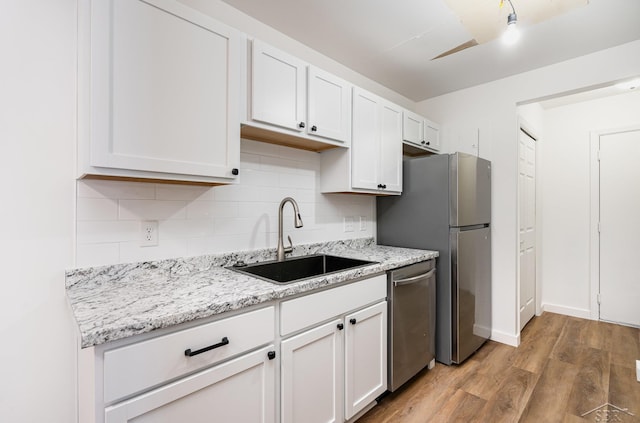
[350,318,357,325]
[267,351,276,360]
[311,125,317,132]
[426,141,431,146]
[337,323,344,330]
[231,168,239,175]
[379,184,387,189]
[298,122,306,129]
[184,337,229,357]
[421,140,426,145]
[377,184,383,189]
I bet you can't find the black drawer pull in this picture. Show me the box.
[350,318,357,325]
[268,351,276,360]
[184,337,229,357]
[337,323,344,330]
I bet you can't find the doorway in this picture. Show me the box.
[518,126,537,331]
[594,127,640,327]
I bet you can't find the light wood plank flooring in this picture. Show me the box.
[358,312,640,423]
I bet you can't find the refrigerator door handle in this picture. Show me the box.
[393,269,436,286]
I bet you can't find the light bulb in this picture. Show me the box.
[502,22,520,45]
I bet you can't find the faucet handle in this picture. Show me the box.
[284,235,294,254]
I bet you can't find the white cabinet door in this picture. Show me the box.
[379,102,403,193]
[351,88,381,191]
[344,302,387,420]
[402,110,424,146]
[281,320,343,423]
[251,40,306,132]
[87,0,241,180]
[307,66,351,144]
[104,346,276,423]
[351,88,402,193]
[424,119,441,151]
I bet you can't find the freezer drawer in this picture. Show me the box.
[451,226,491,363]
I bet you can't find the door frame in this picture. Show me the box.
[516,116,541,334]
[589,124,640,321]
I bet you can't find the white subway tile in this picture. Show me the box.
[155,184,214,201]
[119,200,187,220]
[160,219,215,240]
[119,239,188,263]
[77,180,155,199]
[261,155,300,174]
[279,172,316,189]
[213,217,256,236]
[76,243,120,267]
[77,220,139,244]
[240,152,262,171]
[187,201,238,219]
[77,198,118,221]
[240,168,280,187]
[213,184,249,202]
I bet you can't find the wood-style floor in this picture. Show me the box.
[358,312,640,423]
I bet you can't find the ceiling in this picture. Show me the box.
[220,0,640,102]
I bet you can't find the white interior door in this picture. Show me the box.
[599,129,640,327]
[518,128,536,330]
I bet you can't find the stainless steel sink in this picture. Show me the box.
[228,254,378,284]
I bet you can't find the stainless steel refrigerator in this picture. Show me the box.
[377,152,491,365]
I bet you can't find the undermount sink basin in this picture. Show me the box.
[228,254,378,284]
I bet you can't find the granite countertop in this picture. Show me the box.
[66,238,438,348]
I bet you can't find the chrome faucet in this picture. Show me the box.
[277,197,303,261]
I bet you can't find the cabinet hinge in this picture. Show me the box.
[597,150,601,161]
[598,222,601,233]
[597,293,601,305]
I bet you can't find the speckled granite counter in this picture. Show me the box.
[66,238,438,348]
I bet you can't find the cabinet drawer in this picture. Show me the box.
[104,306,275,404]
[280,275,386,336]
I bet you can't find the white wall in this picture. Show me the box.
[417,40,640,345]
[0,1,77,422]
[77,139,375,266]
[535,90,640,316]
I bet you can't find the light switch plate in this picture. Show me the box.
[344,216,355,232]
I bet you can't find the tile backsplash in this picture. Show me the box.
[75,139,375,267]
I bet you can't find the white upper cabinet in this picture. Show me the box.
[246,40,351,149]
[307,66,352,143]
[402,110,441,153]
[321,87,402,195]
[250,40,307,132]
[78,0,243,184]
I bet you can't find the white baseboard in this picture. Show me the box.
[541,303,592,320]
[490,328,520,347]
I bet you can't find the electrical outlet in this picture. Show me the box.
[140,220,159,247]
[344,216,355,233]
[359,216,367,231]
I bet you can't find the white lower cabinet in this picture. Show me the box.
[105,345,276,423]
[280,275,388,423]
[344,302,387,420]
[86,276,388,423]
[281,319,343,423]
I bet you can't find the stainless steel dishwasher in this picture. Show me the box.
[388,259,436,392]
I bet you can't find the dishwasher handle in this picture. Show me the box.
[393,268,436,287]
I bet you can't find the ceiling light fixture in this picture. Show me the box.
[501,0,520,46]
